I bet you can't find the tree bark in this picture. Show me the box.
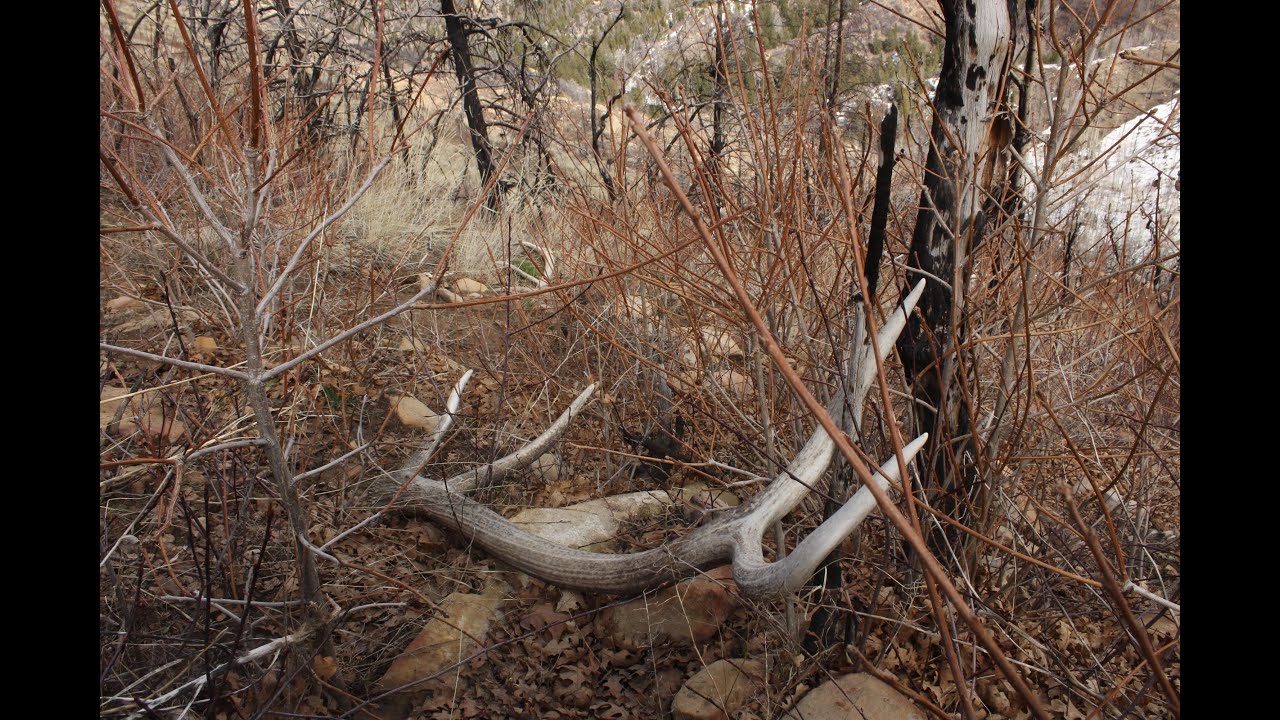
[865,104,897,301]
[441,0,496,198]
[897,0,1014,539]
[710,14,728,173]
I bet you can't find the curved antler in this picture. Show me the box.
[370,282,928,596]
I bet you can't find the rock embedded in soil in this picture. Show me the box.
[531,452,560,482]
[672,658,764,720]
[105,295,146,313]
[700,327,744,360]
[372,581,509,720]
[389,393,440,431]
[785,673,925,720]
[599,566,738,650]
[711,369,752,396]
[193,335,218,354]
[100,385,186,441]
[453,277,489,297]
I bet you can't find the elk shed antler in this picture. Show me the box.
[369,282,929,597]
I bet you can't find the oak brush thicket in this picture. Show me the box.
[100,0,1179,717]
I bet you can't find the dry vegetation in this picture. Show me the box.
[101,1,1178,718]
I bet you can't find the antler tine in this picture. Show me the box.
[855,278,926,400]
[724,279,926,591]
[439,382,597,492]
[743,278,925,527]
[733,433,928,596]
[396,369,475,482]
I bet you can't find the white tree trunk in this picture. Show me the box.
[898,0,1014,511]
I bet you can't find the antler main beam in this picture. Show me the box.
[370,282,927,596]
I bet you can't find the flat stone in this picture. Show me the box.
[615,294,661,333]
[396,337,427,352]
[390,393,440,431]
[105,295,146,313]
[100,386,132,429]
[453,277,489,296]
[530,452,560,482]
[711,369,751,396]
[786,673,925,720]
[673,658,764,720]
[373,582,509,719]
[599,566,738,650]
[100,385,186,441]
[510,489,670,551]
[700,328,743,360]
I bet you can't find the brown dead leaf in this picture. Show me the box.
[601,647,642,669]
[522,603,571,641]
[1054,619,1073,652]
[1150,615,1179,639]
[591,702,628,719]
[311,655,338,681]
[458,695,482,718]
[542,635,574,656]
[556,665,593,708]
[603,675,625,697]
[555,590,584,613]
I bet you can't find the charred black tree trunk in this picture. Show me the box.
[864,104,897,301]
[896,0,1013,548]
[590,6,625,201]
[442,0,497,205]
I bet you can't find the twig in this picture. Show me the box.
[152,129,240,252]
[1062,485,1180,716]
[256,157,393,316]
[158,595,306,608]
[300,533,342,565]
[100,344,250,380]
[261,281,439,381]
[294,442,373,483]
[108,611,334,712]
[507,262,546,288]
[186,438,266,462]
[1122,581,1179,613]
[701,459,770,485]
